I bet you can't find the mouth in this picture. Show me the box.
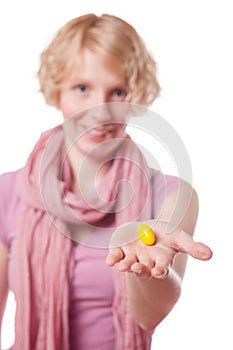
[86,127,118,143]
[88,126,115,137]
[78,122,125,141]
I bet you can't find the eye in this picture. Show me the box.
[113,89,127,98]
[75,84,87,93]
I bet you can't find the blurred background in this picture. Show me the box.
[0,1,232,349]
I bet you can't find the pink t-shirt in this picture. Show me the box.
[0,169,179,349]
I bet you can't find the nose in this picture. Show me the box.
[87,89,111,122]
[92,103,112,125]
[91,90,109,106]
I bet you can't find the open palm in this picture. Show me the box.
[106,220,212,280]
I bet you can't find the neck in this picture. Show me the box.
[66,146,112,196]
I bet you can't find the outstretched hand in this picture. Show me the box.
[105,220,212,280]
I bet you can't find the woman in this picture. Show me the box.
[0,14,212,349]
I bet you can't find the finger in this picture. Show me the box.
[152,254,172,279]
[118,254,137,272]
[172,231,213,260]
[130,262,152,280]
[137,254,155,269]
[105,248,124,267]
[167,226,212,260]
[186,242,213,260]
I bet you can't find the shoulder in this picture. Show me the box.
[149,169,197,219]
[0,169,21,204]
[151,169,198,233]
[149,168,181,196]
[0,169,22,247]
[0,169,20,184]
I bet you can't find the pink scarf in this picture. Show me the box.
[14,125,154,349]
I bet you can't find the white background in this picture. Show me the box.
[0,1,232,349]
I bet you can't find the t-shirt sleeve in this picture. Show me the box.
[0,170,21,248]
[151,169,181,218]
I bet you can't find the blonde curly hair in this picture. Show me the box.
[38,14,161,108]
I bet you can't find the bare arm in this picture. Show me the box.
[0,240,9,329]
[125,184,199,330]
[106,183,212,331]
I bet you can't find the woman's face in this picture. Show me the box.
[59,48,130,158]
